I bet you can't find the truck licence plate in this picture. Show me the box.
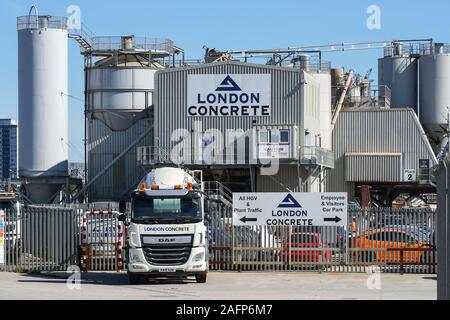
[158,268,177,273]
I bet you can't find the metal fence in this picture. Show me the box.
[80,210,124,272]
[0,204,437,274]
[0,206,79,272]
[0,206,125,273]
[208,206,437,274]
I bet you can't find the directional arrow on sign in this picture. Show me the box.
[240,217,258,223]
[324,216,342,223]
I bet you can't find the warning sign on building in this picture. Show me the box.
[232,192,348,227]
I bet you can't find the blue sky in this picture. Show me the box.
[1,0,449,162]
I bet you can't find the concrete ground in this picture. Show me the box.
[0,271,436,300]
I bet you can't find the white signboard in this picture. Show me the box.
[258,145,290,159]
[404,169,417,182]
[233,193,348,227]
[0,210,4,265]
[187,74,271,117]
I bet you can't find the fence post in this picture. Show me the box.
[436,158,450,300]
[399,250,404,275]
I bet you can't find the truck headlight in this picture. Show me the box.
[192,252,205,262]
[131,255,143,263]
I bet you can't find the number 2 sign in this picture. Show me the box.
[404,169,417,182]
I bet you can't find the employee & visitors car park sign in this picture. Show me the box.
[233,192,348,227]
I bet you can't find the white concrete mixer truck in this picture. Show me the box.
[118,166,209,284]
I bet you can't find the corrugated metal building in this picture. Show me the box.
[155,61,311,161]
[87,60,335,200]
[87,117,153,201]
[327,108,437,202]
[152,61,333,193]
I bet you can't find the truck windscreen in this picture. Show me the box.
[132,196,202,222]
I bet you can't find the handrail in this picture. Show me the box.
[203,181,233,204]
[204,181,233,197]
[17,15,68,31]
[300,146,335,168]
[28,5,39,29]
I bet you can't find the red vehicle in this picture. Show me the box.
[280,232,332,264]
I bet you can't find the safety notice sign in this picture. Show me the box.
[233,192,348,227]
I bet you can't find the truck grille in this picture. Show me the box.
[142,244,192,266]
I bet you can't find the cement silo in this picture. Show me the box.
[86,36,170,131]
[82,36,176,201]
[297,56,332,149]
[419,43,450,152]
[310,71,332,150]
[17,9,69,203]
[378,42,418,112]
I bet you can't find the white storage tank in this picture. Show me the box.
[86,66,156,131]
[310,71,332,150]
[17,11,69,202]
[419,43,450,148]
[378,42,418,112]
[86,36,163,131]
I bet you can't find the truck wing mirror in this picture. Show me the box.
[117,214,126,223]
[204,199,211,214]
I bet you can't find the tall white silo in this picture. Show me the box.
[310,71,332,150]
[419,43,450,153]
[17,12,69,203]
[378,42,418,112]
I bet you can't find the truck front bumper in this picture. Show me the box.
[127,247,207,274]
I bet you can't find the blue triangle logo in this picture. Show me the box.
[216,75,242,91]
[278,194,302,208]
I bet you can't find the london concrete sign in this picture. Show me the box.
[232,192,348,227]
[187,74,271,117]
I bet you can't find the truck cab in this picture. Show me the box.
[120,167,209,284]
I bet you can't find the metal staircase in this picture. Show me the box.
[203,181,233,208]
[68,23,95,53]
[68,34,92,51]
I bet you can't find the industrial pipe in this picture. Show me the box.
[331,70,354,131]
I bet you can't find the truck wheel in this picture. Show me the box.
[128,273,141,285]
[195,272,207,283]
